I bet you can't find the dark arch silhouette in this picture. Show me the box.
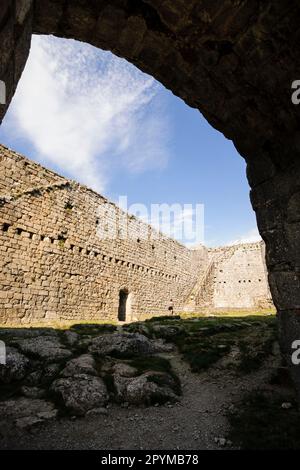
[1,1,300,397]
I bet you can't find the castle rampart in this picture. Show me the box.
[0,145,273,325]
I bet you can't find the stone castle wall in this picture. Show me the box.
[183,243,273,312]
[207,243,273,310]
[0,145,273,325]
[0,145,207,324]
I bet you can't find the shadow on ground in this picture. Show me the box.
[0,314,299,449]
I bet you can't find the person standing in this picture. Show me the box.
[168,299,174,315]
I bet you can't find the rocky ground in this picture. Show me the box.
[0,315,299,450]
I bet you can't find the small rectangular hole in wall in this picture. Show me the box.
[16,228,23,235]
[2,223,10,232]
[64,202,74,211]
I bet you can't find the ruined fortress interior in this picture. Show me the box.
[0,1,300,396]
[0,145,273,325]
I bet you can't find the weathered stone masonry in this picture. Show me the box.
[192,243,273,311]
[0,145,272,324]
[0,145,209,324]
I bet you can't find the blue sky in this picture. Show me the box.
[0,35,260,247]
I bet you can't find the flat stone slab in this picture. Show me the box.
[12,336,72,362]
[61,354,97,377]
[0,398,58,430]
[51,374,108,416]
[89,332,166,358]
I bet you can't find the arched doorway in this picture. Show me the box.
[118,289,129,322]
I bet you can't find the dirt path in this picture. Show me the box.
[0,348,280,450]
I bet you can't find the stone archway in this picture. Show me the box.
[1,1,300,395]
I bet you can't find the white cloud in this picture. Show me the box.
[226,227,262,246]
[3,35,170,192]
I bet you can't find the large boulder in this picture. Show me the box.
[113,371,179,405]
[89,332,165,358]
[50,374,108,416]
[60,354,98,377]
[0,347,30,384]
[151,324,184,340]
[13,336,72,363]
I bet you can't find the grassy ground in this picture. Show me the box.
[0,309,275,329]
[136,314,278,374]
[227,390,300,449]
[0,319,119,330]
[179,309,276,319]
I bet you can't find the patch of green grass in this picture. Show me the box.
[177,335,233,372]
[0,319,119,330]
[238,327,277,374]
[227,391,300,449]
[179,309,276,319]
[145,315,181,323]
[146,315,279,374]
